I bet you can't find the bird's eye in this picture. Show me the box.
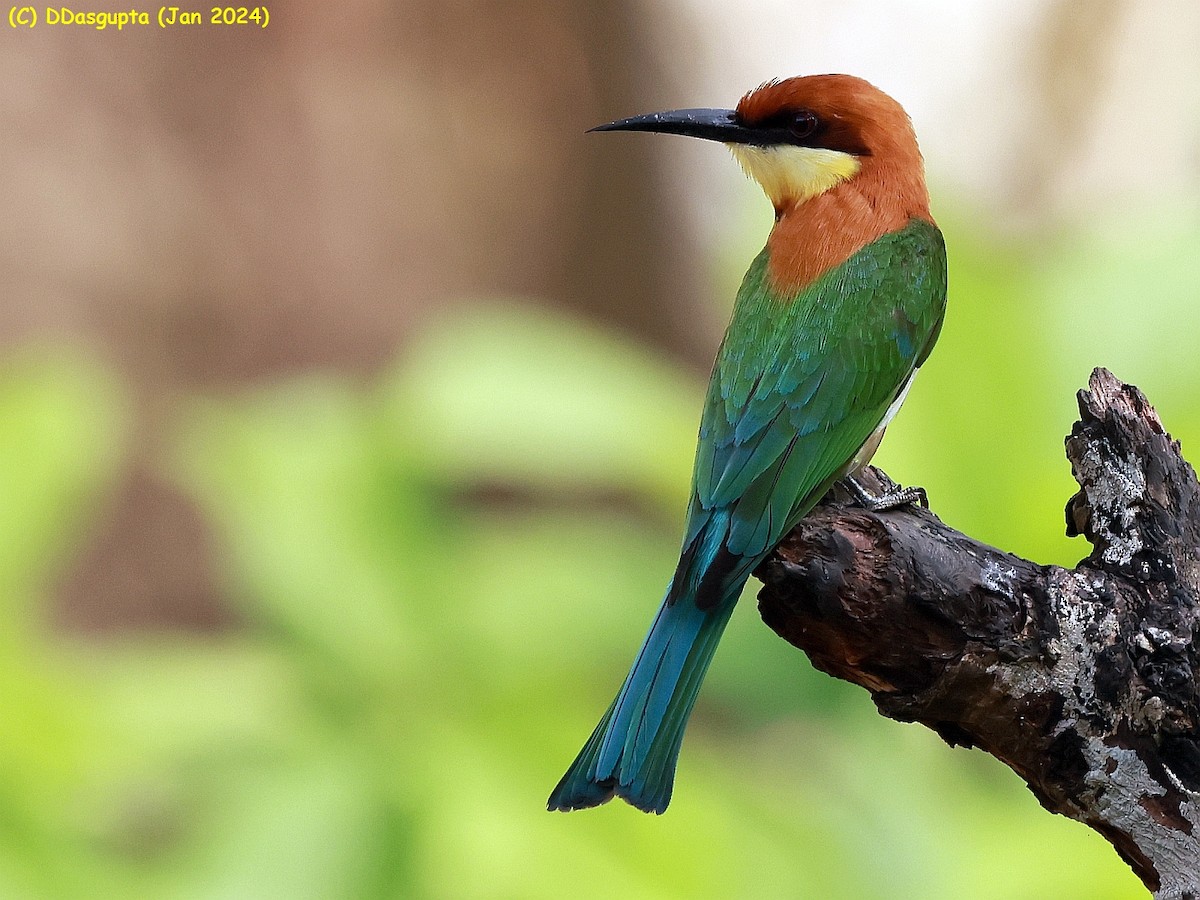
[790,110,819,140]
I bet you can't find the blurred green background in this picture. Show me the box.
[3,1,1198,897]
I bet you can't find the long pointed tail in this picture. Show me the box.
[547,591,737,814]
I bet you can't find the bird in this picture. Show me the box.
[548,75,947,814]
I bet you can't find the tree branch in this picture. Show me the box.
[755,368,1200,898]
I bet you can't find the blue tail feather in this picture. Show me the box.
[547,585,739,814]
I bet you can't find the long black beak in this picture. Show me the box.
[589,108,762,144]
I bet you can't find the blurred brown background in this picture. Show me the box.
[4,2,724,632]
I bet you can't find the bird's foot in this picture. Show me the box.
[843,471,928,511]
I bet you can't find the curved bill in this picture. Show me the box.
[589,108,762,144]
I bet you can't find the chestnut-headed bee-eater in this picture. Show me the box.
[549,75,947,814]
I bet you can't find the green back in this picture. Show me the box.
[675,217,947,598]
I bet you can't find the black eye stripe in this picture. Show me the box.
[739,108,827,147]
[756,108,818,131]
[734,108,870,156]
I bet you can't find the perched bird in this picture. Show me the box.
[548,75,947,814]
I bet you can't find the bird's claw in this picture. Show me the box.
[843,473,928,511]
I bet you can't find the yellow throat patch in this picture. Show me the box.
[728,144,861,207]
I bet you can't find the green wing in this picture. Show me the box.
[673,218,947,607]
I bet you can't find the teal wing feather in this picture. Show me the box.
[674,217,947,605]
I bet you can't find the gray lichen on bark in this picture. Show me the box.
[756,369,1200,898]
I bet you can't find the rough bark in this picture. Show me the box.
[755,368,1200,898]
